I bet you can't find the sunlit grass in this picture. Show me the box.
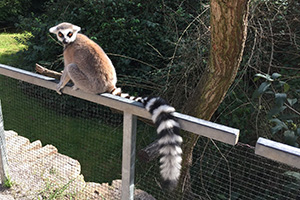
[0,32,31,65]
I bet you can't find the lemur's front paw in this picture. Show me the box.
[72,85,79,91]
[56,85,62,95]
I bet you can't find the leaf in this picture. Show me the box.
[287,98,297,106]
[284,171,300,181]
[271,125,284,135]
[258,82,271,93]
[297,128,300,136]
[275,93,287,107]
[268,106,287,117]
[284,130,298,146]
[271,73,282,79]
[254,73,274,81]
[284,83,290,93]
[270,118,288,134]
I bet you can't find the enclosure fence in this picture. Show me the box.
[0,64,299,200]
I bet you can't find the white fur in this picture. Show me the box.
[120,93,130,98]
[159,145,182,156]
[157,119,180,134]
[145,98,157,111]
[158,134,183,145]
[135,97,142,102]
[159,155,182,180]
[111,88,121,95]
[151,105,175,123]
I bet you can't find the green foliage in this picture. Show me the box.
[0,0,30,28]
[253,72,300,147]
[17,0,203,96]
[4,175,13,188]
[0,0,47,30]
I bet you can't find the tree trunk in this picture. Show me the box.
[178,0,250,197]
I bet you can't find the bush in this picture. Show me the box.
[0,0,47,30]
[17,0,204,96]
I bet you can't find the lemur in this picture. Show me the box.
[49,22,182,190]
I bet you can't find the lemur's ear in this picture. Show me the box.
[49,26,58,33]
[73,25,81,33]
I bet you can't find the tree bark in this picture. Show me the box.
[178,0,250,196]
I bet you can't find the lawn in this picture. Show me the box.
[0,33,124,183]
[0,33,29,66]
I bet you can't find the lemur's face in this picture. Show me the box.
[49,22,81,45]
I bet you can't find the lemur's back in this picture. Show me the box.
[63,33,117,93]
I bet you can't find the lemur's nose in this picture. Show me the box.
[63,39,68,44]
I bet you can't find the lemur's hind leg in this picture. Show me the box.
[66,63,102,94]
[56,63,88,94]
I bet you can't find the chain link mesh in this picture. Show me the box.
[0,75,300,199]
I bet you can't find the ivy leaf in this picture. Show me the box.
[271,73,282,79]
[253,82,272,98]
[258,82,271,94]
[297,128,300,136]
[284,83,290,93]
[287,98,297,106]
[254,73,274,81]
[268,106,287,118]
[270,118,288,134]
[284,130,298,147]
[275,93,287,107]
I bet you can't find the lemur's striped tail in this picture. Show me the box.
[142,97,183,190]
[111,87,143,102]
[111,88,183,190]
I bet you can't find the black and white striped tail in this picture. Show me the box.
[111,89,183,190]
[111,87,143,102]
[142,96,183,191]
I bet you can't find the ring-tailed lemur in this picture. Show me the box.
[49,22,182,190]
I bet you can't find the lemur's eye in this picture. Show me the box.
[58,32,63,38]
[67,32,73,37]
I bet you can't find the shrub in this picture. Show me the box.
[17,0,203,95]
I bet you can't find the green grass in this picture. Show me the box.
[0,33,30,65]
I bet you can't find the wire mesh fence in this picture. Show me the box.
[0,73,300,199]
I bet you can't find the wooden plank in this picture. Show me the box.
[255,137,300,169]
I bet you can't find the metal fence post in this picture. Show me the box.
[121,112,137,200]
[0,101,9,184]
